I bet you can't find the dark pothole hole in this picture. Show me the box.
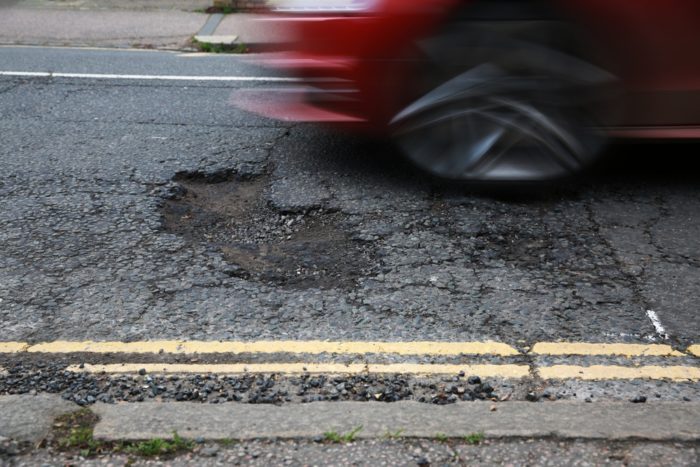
[162,171,377,290]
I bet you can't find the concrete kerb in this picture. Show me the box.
[2,396,699,444]
[90,401,700,442]
[0,394,77,443]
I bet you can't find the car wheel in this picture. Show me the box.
[391,1,616,182]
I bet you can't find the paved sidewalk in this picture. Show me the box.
[92,400,700,441]
[0,0,267,50]
[215,12,290,45]
[0,394,75,442]
[1,0,212,11]
[2,395,700,444]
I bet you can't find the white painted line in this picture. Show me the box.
[646,310,669,340]
[0,45,168,53]
[0,71,300,83]
[178,52,223,57]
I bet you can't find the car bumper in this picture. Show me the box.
[231,8,449,128]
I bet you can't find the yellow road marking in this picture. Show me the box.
[0,341,696,357]
[67,363,530,378]
[24,340,519,356]
[530,342,684,357]
[0,342,28,353]
[687,345,700,357]
[3,339,697,381]
[539,365,700,381]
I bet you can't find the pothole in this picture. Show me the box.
[161,171,376,289]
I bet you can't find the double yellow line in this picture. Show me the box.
[1,340,698,381]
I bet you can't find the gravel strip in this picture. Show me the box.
[0,362,505,406]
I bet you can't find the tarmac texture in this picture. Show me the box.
[0,2,699,463]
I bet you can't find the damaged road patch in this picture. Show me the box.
[162,171,377,289]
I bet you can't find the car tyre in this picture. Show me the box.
[391,1,617,182]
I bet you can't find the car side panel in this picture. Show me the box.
[560,0,700,127]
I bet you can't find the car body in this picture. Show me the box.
[235,0,700,181]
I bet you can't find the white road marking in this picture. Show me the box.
[0,71,300,82]
[0,45,166,52]
[178,52,223,57]
[646,310,669,340]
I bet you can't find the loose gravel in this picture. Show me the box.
[0,362,504,406]
[162,171,377,290]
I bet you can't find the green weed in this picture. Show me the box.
[464,432,485,445]
[192,38,248,54]
[126,432,194,457]
[52,412,194,459]
[54,408,100,456]
[384,429,404,439]
[323,426,363,443]
[195,6,238,14]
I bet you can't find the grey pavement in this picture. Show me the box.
[1,0,212,11]
[1,396,698,465]
[91,400,700,441]
[215,12,291,45]
[0,394,75,442]
[0,0,270,49]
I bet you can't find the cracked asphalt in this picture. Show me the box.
[0,46,699,347]
[1,43,700,467]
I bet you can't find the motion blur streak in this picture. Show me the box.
[233,0,700,181]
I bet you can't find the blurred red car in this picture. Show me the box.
[236,0,700,181]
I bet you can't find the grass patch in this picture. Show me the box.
[435,433,449,443]
[52,409,194,458]
[124,432,194,457]
[53,408,101,456]
[464,432,485,445]
[196,6,239,14]
[384,429,404,439]
[192,38,248,54]
[323,426,363,444]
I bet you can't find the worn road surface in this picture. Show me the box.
[1,46,699,465]
[1,47,698,345]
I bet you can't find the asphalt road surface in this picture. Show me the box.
[1,46,699,402]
